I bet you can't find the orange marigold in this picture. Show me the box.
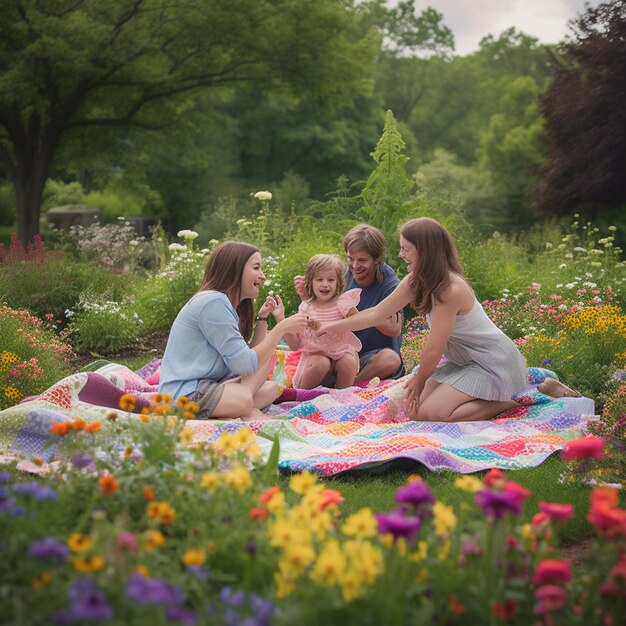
[98,475,119,495]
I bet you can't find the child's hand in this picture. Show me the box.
[308,319,322,332]
[293,275,306,301]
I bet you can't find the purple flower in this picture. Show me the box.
[220,587,245,608]
[30,538,70,561]
[71,454,94,470]
[374,510,421,542]
[394,481,435,510]
[250,595,274,626]
[187,565,209,579]
[166,606,196,625]
[540,358,553,367]
[126,573,184,606]
[13,482,56,500]
[0,472,13,484]
[51,609,74,625]
[71,588,113,621]
[462,540,482,556]
[0,487,8,501]
[476,487,523,518]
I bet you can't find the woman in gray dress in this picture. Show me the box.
[315,217,580,422]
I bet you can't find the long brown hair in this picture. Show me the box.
[197,241,259,341]
[399,218,464,314]
[303,254,346,301]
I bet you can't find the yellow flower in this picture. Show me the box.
[410,540,429,562]
[339,570,363,602]
[269,518,302,548]
[0,351,19,370]
[178,426,193,443]
[134,565,151,577]
[119,393,136,411]
[182,549,206,566]
[454,475,482,493]
[142,530,166,550]
[283,543,315,576]
[3,386,23,402]
[415,568,429,585]
[223,467,251,493]
[289,470,318,495]
[234,426,256,448]
[342,508,378,539]
[266,490,286,514]
[433,502,457,537]
[146,501,177,525]
[438,540,451,560]
[345,540,384,583]
[67,533,93,553]
[312,540,346,585]
[31,571,53,591]
[274,571,295,598]
[201,472,220,492]
[215,432,238,455]
[71,555,105,573]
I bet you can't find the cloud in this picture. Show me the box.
[400,0,604,55]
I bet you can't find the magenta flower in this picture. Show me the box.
[394,480,435,510]
[375,509,422,542]
[476,481,529,519]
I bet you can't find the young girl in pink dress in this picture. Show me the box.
[283,254,362,389]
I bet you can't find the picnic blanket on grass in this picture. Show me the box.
[0,358,595,477]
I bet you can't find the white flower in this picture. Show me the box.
[209,239,219,246]
[565,282,576,289]
[168,243,185,251]
[573,247,586,253]
[254,191,272,201]
[129,240,139,247]
[608,225,617,231]
[177,229,199,240]
[559,263,567,269]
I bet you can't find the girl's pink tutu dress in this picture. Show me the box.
[292,288,362,388]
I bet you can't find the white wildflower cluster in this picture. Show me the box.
[253,191,272,201]
[70,221,151,269]
[177,229,199,240]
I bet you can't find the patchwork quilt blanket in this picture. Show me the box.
[0,357,595,477]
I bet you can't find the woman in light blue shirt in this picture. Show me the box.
[159,241,307,420]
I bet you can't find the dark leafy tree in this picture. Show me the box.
[534,0,626,220]
[0,0,378,243]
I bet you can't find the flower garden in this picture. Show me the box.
[1,209,625,624]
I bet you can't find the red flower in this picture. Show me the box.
[142,486,155,502]
[561,436,605,461]
[532,512,550,528]
[258,486,281,504]
[587,487,626,538]
[533,560,572,586]
[248,507,268,521]
[492,599,516,620]
[483,468,505,486]
[319,489,345,511]
[539,502,575,524]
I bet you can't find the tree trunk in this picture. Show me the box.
[10,135,55,246]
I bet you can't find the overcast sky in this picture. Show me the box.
[404,1,605,55]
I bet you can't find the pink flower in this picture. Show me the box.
[533,585,567,614]
[561,436,605,461]
[533,560,572,586]
[116,531,137,552]
[539,502,574,524]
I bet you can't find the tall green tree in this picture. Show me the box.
[0,0,378,243]
[534,0,626,223]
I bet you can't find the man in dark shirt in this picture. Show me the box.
[295,224,404,382]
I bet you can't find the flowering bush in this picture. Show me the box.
[400,316,429,373]
[517,304,626,398]
[0,397,624,625]
[132,238,210,334]
[64,293,145,355]
[0,305,74,408]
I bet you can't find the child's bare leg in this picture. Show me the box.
[298,354,332,389]
[334,353,359,388]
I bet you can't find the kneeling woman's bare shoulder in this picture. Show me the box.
[439,274,475,314]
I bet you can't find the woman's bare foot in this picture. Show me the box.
[241,408,272,422]
[537,377,581,398]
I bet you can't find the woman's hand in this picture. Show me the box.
[403,374,425,420]
[276,314,308,334]
[258,292,284,321]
